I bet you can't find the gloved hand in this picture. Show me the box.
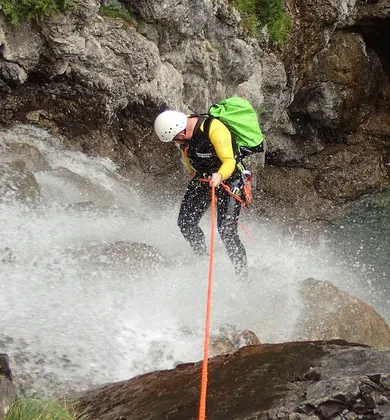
[210,172,223,188]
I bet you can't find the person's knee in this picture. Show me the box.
[218,221,237,240]
[178,214,196,235]
[177,215,187,233]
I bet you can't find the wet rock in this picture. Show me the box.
[0,247,16,264]
[175,324,260,363]
[209,325,260,356]
[2,142,51,172]
[295,278,390,348]
[74,341,390,420]
[306,135,389,204]
[256,132,389,224]
[39,166,116,205]
[78,241,170,270]
[0,335,93,398]
[0,354,16,420]
[0,160,40,203]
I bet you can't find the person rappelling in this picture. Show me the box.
[154,97,264,281]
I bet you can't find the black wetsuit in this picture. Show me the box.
[177,116,247,279]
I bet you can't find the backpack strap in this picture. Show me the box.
[190,114,209,142]
[202,115,213,137]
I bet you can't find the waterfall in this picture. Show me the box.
[0,124,386,396]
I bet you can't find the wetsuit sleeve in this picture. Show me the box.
[207,119,236,179]
[181,150,194,174]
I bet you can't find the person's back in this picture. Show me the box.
[182,116,237,179]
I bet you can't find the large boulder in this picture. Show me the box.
[295,278,390,349]
[76,241,171,270]
[75,341,390,419]
[1,141,51,172]
[0,160,40,203]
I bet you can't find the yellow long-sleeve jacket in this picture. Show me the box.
[181,117,236,180]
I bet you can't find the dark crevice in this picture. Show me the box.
[26,71,51,85]
[349,17,390,74]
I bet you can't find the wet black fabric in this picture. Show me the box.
[186,116,241,175]
[177,175,247,279]
[185,116,222,175]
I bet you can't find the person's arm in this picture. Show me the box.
[207,119,236,180]
[181,149,195,177]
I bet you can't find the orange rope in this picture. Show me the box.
[198,184,216,420]
[238,221,256,244]
[198,177,254,243]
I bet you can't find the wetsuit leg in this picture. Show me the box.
[177,178,210,256]
[216,178,248,279]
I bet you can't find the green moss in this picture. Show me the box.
[136,20,147,33]
[228,0,292,47]
[99,4,134,23]
[256,103,267,115]
[0,0,73,25]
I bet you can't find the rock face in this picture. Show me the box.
[0,354,16,420]
[290,31,385,132]
[255,132,389,225]
[209,326,261,357]
[0,160,40,203]
[0,327,259,399]
[75,341,390,420]
[0,0,389,223]
[295,278,390,349]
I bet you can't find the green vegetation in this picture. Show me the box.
[229,0,260,36]
[256,0,292,46]
[228,0,292,47]
[0,0,73,25]
[5,398,88,420]
[99,4,134,23]
[256,103,267,116]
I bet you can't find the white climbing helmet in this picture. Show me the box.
[154,110,187,142]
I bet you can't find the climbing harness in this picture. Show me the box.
[198,176,255,244]
[241,169,252,205]
[199,178,246,206]
[199,169,251,208]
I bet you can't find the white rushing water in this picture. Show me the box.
[0,124,386,396]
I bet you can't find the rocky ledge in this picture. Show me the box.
[73,340,390,420]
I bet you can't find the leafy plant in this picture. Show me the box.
[228,0,292,47]
[0,0,73,25]
[99,4,134,23]
[256,0,292,46]
[229,0,259,36]
[5,398,88,420]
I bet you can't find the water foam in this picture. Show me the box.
[0,124,385,396]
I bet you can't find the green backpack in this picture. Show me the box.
[207,97,264,157]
